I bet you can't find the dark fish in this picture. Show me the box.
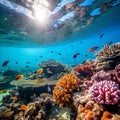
[88,46,99,52]
[73,53,80,59]
[26,65,30,68]
[39,56,43,58]
[85,54,88,57]
[50,51,53,53]
[99,33,104,38]
[16,62,18,64]
[108,41,113,45]
[26,62,30,64]
[58,53,61,55]
[1,60,9,67]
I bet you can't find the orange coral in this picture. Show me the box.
[101,111,113,120]
[53,73,79,107]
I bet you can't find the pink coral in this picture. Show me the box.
[90,80,120,105]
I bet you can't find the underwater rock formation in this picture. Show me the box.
[38,59,68,79]
[53,73,79,107]
[95,43,120,71]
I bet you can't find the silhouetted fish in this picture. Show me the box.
[99,33,104,38]
[73,53,80,59]
[85,54,88,57]
[58,53,61,55]
[26,62,30,64]
[39,56,43,58]
[1,60,9,67]
[26,65,30,68]
[108,41,113,45]
[16,62,18,64]
[88,46,99,52]
[50,51,53,53]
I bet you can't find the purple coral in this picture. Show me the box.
[90,80,120,105]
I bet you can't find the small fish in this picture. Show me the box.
[99,33,104,38]
[108,41,113,45]
[47,84,51,93]
[26,65,30,68]
[46,68,53,74]
[58,86,64,91]
[20,105,28,111]
[37,68,43,74]
[1,60,9,67]
[73,53,80,59]
[0,89,7,93]
[50,51,53,53]
[15,75,24,80]
[16,62,18,64]
[39,56,43,58]
[85,54,88,57]
[88,46,99,52]
[35,78,41,83]
[11,96,18,101]
[58,53,61,55]
[26,62,30,64]
[18,111,24,116]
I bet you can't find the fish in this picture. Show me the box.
[0,89,7,93]
[85,54,88,57]
[1,60,9,67]
[15,74,24,80]
[46,68,53,74]
[37,68,43,74]
[26,65,30,68]
[11,96,18,101]
[26,62,30,64]
[99,33,104,38]
[20,105,28,111]
[39,56,43,58]
[88,46,99,52]
[58,53,61,55]
[50,51,53,53]
[73,53,80,59]
[47,84,51,93]
[16,62,18,64]
[58,86,64,91]
[108,41,113,45]
[35,78,41,83]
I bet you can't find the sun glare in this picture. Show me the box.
[32,0,51,24]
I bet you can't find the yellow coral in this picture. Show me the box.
[53,73,79,107]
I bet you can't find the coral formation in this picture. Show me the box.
[53,73,79,107]
[0,107,14,120]
[76,100,104,120]
[95,43,120,71]
[90,80,120,105]
[101,111,113,120]
[38,59,68,78]
[71,61,95,80]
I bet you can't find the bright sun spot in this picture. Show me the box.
[32,1,51,24]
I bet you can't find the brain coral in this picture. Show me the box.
[53,73,79,107]
[90,80,120,105]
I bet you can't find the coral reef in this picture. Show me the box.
[38,59,68,78]
[0,107,14,120]
[76,100,104,120]
[95,43,120,71]
[71,60,95,80]
[89,80,120,105]
[101,111,113,120]
[53,73,79,107]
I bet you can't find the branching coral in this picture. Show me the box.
[53,73,79,107]
[95,43,120,71]
[89,80,120,105]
